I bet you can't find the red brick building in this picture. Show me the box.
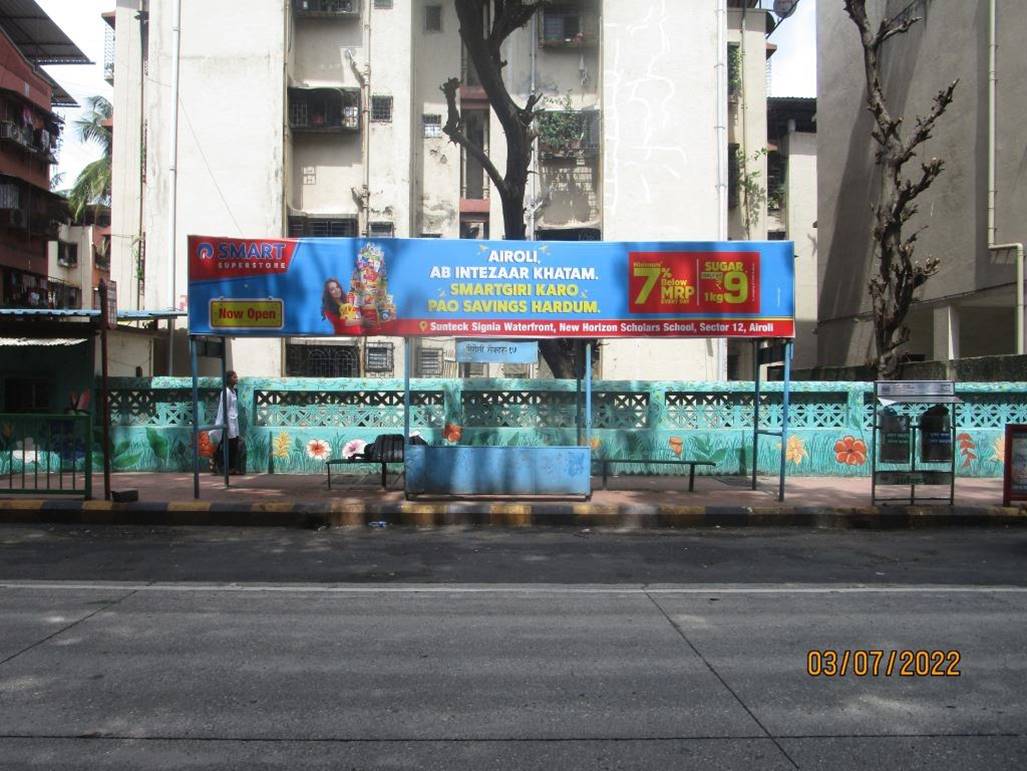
[0,1,88,308]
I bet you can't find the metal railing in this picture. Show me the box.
[0,413,92,498]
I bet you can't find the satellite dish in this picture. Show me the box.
[774,0,800,19]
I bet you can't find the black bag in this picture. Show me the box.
[362,434,420,462]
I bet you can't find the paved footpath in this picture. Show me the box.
[1,472,1024,529]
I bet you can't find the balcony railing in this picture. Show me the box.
[539,5,599,48]
[103,25,115,83]
[292,0,360,18]
[537,110,600,159]
[288,88,361,133]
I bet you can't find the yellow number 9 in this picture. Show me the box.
[724,271,748,304]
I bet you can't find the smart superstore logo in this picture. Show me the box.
[188,236,298,280]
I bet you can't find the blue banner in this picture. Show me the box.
[187,237,795,338]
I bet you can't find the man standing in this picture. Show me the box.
[212,370,242,475]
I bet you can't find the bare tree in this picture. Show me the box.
[843,0,957,378]
[443,0,586,378]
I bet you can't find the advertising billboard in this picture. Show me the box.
[187,236,795,338]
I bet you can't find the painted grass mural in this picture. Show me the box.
[86,378,1027,479]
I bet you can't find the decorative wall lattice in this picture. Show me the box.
[254,389,444,428]
[97,378,1025,477]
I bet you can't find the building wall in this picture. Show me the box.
[109,0,147,311]
[599,0,724,380]
[817,0,1027,367]
[142,0,287,375]
[785,130,817,371]
[114,1,777,380]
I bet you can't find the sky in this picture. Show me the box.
[36,0,816,190]
[36,0,114,191]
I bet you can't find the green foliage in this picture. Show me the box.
[728,44,742,96]
[146,427,169,468]
[735,147,768,239]
[68,96,112,221]
[536,94,583,154]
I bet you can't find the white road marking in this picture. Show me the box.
[0,582,1026,595]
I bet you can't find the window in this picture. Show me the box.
[540,3,598,47]
[425,4,442,32]
[4,377,50,412]
[371,95,393,123]
[417,346,444,377]
[423,113,443,138]
[365,342,394,374]
[0,182,20,209]
[289,216,358,237]
[503,363,532,378]
[373,0,393,9]
[285,342,359,377]
[57,242,78,268]
[369,221,394,238]
[465,362,487,378]
[420,233,442,238]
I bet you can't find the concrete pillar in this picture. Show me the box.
[932,304,960,362]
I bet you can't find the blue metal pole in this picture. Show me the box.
[752,339,760,490]
[403,337,411,442]
[221,337,229,488]
[191,336,200,499]
[778,340,793,502]
[584,343,592,448]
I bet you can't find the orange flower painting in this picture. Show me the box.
[834,436,867,466]
[443,423,463,443]
[668,436,683,457]
[785,434,807,465]
[197,431,214,458]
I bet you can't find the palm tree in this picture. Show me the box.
[67,95,113,222]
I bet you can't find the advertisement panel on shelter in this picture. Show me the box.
[187,237,795,338]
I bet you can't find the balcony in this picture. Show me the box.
[539,4,599,49]
[103,23,115,84]
[0,120,60,163]
[292,0,360,19]
[288,87,361,134]
[537,109,600,159]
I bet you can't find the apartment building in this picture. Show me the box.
[110,0,781,379]
[0,2,88,310]
[817,0,1026,368]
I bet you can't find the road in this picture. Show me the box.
[1,525,1025,769]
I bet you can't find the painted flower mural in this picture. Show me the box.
[342,439,367,459]
[306,439,332,460]
[273,432,291,460]
[991,436,1005,465]
[197,431,215,458]
[834,436,867,466]
[443,423,463,443]
[668,436,683,457]
[957,433,977,468]
[785,434,807,465]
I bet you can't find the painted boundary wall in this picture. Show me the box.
[94,378,1026,478]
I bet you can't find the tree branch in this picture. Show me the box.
[898,80,958,163]
[440,77,509,200]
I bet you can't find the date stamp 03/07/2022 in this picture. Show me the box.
[806,649,961,678]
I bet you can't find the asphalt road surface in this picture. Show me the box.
[1,525,1025,769]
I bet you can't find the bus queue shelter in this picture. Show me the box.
[186,236,796,501]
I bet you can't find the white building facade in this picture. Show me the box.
[110,0,780,379]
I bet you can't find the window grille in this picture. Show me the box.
[728,144,739,209]
[425,4,443,32]
[310,218,358,237]
[0,183,19,209]
[365,343,394,374]
[290,216,358,237]
[423,113,442,138]
[417,347,444,377]
[371,95,393,123]
[57,242,78,268]
[369,221,394,238]
[285,343,360,378]
[373,0,393,8]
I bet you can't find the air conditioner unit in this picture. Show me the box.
[6,209,25,227]
[0,121,17,141]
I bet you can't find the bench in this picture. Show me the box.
[596,458,716,491]
[326,435,406,490]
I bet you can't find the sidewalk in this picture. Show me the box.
[1,471,1024,529]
